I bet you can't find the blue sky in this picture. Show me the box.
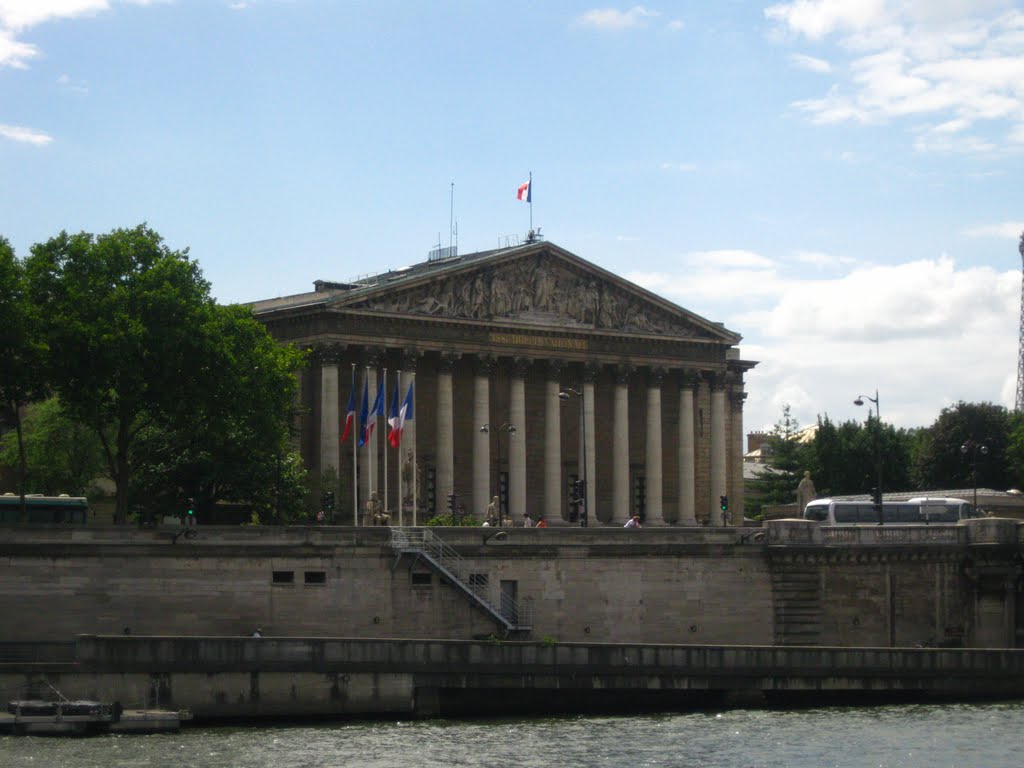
[2,1,1023,436]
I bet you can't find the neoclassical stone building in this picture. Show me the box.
[250,240,756,526]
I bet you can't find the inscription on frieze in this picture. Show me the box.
[489,333,588,351]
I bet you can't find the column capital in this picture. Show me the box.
[678,369,701,390]
[705,370,727,391]
[511,356,531,379]
[583,361,602,384]
[614,363,635,386]
[545,358,566,382]
[729,389,748,411]
[401,347,423,372]
[314,344,345,366]
[438,350,461,374]
[476,354,498,377]
[362,346,386,369]
[648,366,667,387]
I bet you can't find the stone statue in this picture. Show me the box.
[365,492,382,527]
[401,450,416,504]
[796,471,817,513]
[486,496,499,525]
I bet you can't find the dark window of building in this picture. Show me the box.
[272,571,294,584]
[468,573,488,588]
[305,571,326,585]
[411,572,432,586]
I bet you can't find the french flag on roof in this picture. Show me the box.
[517,180,531,203]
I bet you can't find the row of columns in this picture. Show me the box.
[317,353,741,526]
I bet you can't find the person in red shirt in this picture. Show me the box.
[536,516,547,528]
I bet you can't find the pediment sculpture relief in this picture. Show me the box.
[357,256,697,336]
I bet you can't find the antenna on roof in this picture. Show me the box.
[429,184,459,261]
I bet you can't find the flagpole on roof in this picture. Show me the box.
[528,171,533,232]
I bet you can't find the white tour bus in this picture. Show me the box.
[802,497,980,525]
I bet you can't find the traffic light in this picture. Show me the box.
[568,479,583,522]
[324,492,335,512]
[446,493,456,515]
[720,495,728,512]
[187,498,194,517]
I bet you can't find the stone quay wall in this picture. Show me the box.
[0,519,1020,649]
[3,636,1024,720]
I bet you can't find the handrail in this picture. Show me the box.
[389,528,532,630]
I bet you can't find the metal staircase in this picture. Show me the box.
[388,528,532,634]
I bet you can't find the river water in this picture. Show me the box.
[1,701,1020,768]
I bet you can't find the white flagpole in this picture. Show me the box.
[412,373,418,526]
[396,369,403,527]
[352,364,358,526]
[382,367,388,518]
[528,170,533,233]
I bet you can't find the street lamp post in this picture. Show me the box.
[559,388,587,527]
[480,423,516,521]
[854,389,884,525]
[960,440,989,511]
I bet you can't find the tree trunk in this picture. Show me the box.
[114,418,132,525]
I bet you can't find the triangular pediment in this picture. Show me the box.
[333,243,738,343]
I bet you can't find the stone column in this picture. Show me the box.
[709,373,727,526]
[509,358,529,523]
[357,363,377,514]
[436,352,458,507]
[677,373,698,526]
[645,368,664,524]
[730,385,747,526]
[583,363,598,523]
[401,349,421,524]
[319,348,341,491]
[473,357,494,519]
[612,365,632,525]
[544,360,564,524]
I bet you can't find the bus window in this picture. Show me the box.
[833,504,859,523]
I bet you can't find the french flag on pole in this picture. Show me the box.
[388,381,414,448]
[517,179,531,202]
[340,368,356,444]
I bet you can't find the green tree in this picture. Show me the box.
[0,398,106,496]
[913,401,1011,492]
[809,414,919,498]
[26,225,227,522]
[749,404,813,515]
[0,236,49,517]
[128,304,309,523]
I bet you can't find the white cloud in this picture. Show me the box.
[577,6,660,30]
[764,0,888,40]
[961,221,1024,239]
[0,0,110,32]
[0,25,33,67]
[635,250,1018,430]
[0,0,165,68]
[0,123,53,144]
[767,1,1024,155]
[790,53,832,72]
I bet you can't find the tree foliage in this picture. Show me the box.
[913,401,1011,492]
[749,405,813,514]
[128,304,308,523]
[0,236,49,512]
[0,398,105,496]
[21,224,307,524]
